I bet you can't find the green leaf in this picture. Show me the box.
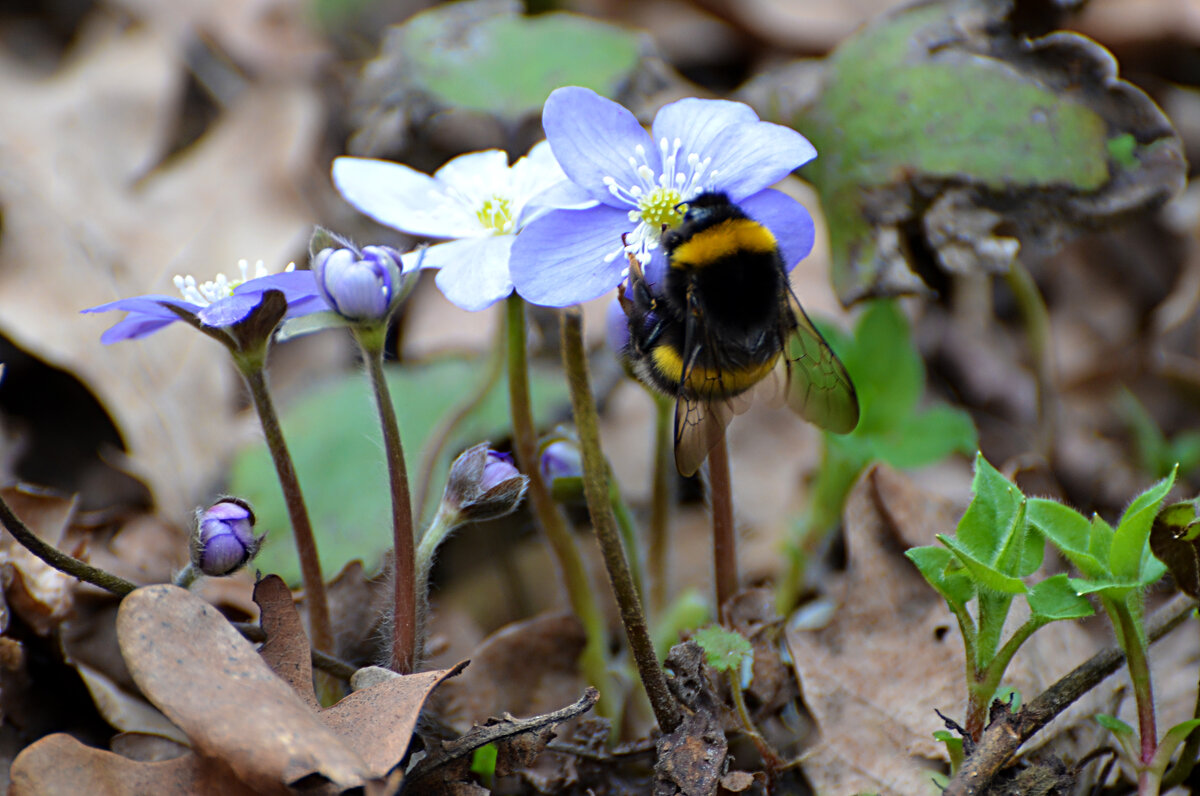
[1096,713,1136,736]
[1027,498,1106,578]
[470,743,498,788]
[867,405,979,469]
[837,301,923,433]
[938,534,1027,595]
[1026,574,1094,621]
[906,546,976,609]
[954,454,1026,567]
[783,0,1183,301]
[1110,469,1176,581]
[692,626,754,683]
[232,356,569,583]
[397,6,640,121]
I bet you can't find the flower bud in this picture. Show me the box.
[443,444,529,524]
[539,433,584,503]
[190,498,261,577]
[312,244,412,322]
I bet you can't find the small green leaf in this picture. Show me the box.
[938,534,1028,595]
[906,546,976,609]
[1110,469,1176,581]
[1027,499,1106,578]
[1096,713,1135,736]
[470,743,498,788]
[692,626,754,677]
[1107,134,1138,169]
[1026,574,1094,620]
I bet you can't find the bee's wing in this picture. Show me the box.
[674,393,735,477]
[781,298,859,434]
[672,310,750,477]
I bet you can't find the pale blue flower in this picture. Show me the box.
[509,86,818,307]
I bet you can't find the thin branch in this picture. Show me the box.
[0,492,137,596]
[944,594,1197,796]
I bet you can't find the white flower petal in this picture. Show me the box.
[333,157,484,238]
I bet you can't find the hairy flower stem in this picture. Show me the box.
[649,395,673,615]
[608,473,645,604]
[415,311,505,521]
[560,307,681,733]
[237,359,333,657]
[414,503,457,660]
[173,563,198,589]
[505,295,613,719]
[355,327,417,673]
[709,434,737,614]
[0,492,137,596]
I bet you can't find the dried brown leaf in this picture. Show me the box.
[253,574,318,710]
[0,22,321,521]
[0,487,76,635]
[428,612,587,733]
[116,584,369,791]
[9,732,260,796]
[322,664,464,779]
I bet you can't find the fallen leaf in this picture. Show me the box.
[755,0,1186,302]
[109,732,191,762]
[117,584,369,791]
[655,643,726,796]
[9,732,260,796]
[0,486,77,635]
[75,662,187,745]
[253,574,319,710]
[0,20,321,522]
[427,612,587,733]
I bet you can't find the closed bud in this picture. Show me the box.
[539,431,584,503]
[443,444,529,524]
[312,242,414,322]
[190,498,261,577]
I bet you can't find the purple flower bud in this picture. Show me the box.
[190,498,260,577]
[540,439,582,484]
[480,450,519,492]
[443,444,529,523]
[312,245,411,321]
[538,433,584,503]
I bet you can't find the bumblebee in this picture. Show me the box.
[619,191,859,476]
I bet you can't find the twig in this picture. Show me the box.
[943,594,1197,796]
[405,688,600,785]
[0,491,137,596]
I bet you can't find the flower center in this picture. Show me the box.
[599,136,718,268]
[476,195,514,235]
[173,259,294,306]
[637,188,685,233]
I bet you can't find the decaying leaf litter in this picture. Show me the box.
[3,0,1200,793]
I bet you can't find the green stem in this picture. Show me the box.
[1111,598,1159,770]
[648,395,673,616]
[1004,261,1055,456]
[709,433,737,614]
[560,307,681,734]
[0,492,137,596]
[414,502,458,660]
[415,312,506,521]
[967,617,1044,739]
[355,327,417,674]
[237,359,333,656]
[608,471,645,604]
[505,295,613,719]
[173,563,198,589]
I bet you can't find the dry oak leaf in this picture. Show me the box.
[0,20,320,522]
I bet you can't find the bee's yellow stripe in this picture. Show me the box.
[651,345,779,397]
[670,218,777,270]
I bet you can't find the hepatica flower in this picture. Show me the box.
[83,259,328,347]
[332,141,590,312]
[510,86,818,306]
